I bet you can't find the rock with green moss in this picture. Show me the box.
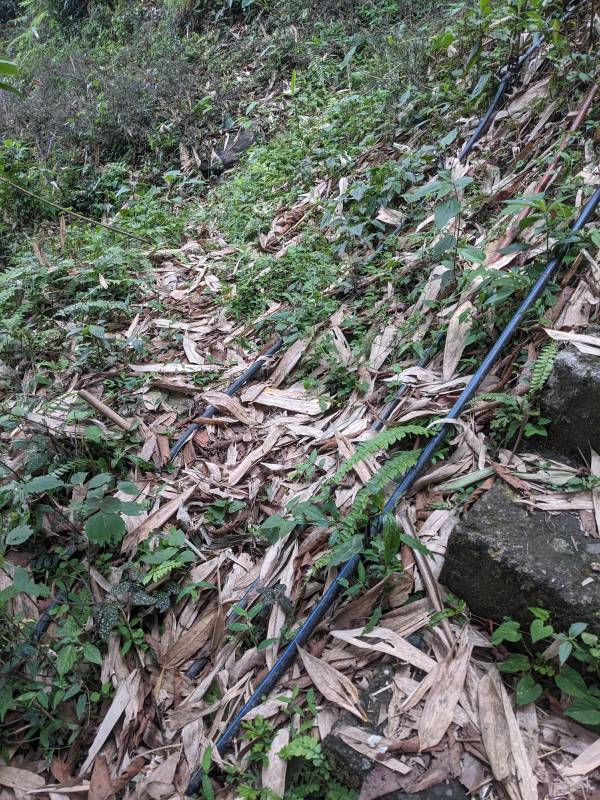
[440,482,600,634]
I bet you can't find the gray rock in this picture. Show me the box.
[541,347,600,454]
[440,482,600,633]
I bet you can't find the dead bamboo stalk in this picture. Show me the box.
[78,389,132,431]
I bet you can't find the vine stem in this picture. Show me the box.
[0,175,155,245]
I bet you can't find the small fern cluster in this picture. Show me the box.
[529,341,558,396]
[331,423,428,485]
[337,448,421,540]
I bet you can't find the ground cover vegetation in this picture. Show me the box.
[1,0,600,797]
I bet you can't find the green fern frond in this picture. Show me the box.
[143,560,179,584]
[475,391,519,407]
[56,299,129,319]
[340,449,420,538]
[333,423,428,485]
[528,341,558,396]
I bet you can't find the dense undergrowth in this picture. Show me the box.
[1,0,600,795]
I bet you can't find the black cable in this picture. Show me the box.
[168,338,285,461]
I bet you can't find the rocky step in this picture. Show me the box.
[440,481,600,634]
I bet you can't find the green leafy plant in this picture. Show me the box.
[492,609,600,722]
[476,341,557,446]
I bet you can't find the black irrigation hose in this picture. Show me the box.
[459,34,544,163]
[186,184,600,796]
[183,337,443,680]
[459,4,577,163]
[168,338,285,461]
[4,591,66,674]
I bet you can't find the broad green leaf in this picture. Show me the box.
[23,474,63,494]
[88,473,113,489]
[581,632,599,646]
[569,622,588,638]
[143,546,179,565]
[76,693,87,719]
[6,525,33,546]
[439,128,458,148]
[85,512,125,546]
[434,197,460,230]
[82,643,103,666]
[498,653,530,673]
[559,640,573,666]
[117,501,145,515]
[100,496,123,513]
[328,534,363,566]
[0,60,18,77]
[117,480,140,495]
[259,515,296,542]
[491,619,522,645]
[405,179,442,201]
[555,665,589,699]
[56,645,78,676]
[564,704,600,726]
[516,675,543,706]
[457,245,485,264]
[13,566,49,598]
[530,618,553,643]
[528,607,550,621]
[201,774,215,800]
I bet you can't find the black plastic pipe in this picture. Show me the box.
[185,184,600,796]
[169,338,285,461]
[459,0,577,164]
[459,34,543,163]
[183,340,441,679]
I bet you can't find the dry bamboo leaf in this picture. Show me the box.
[203,390,258,426]
[130,362,221,374]
[265,544,297,669]
[336,433,375,484]
[0,768,45,792]
[121,485,197,552]
[369,325,397,370]
[261,727,290,796]
[563,736,600,776]
[334,726,412,774]
[330,627,436,673]
[418,630,471,750]
[442,301,474,381]
[165,607,217,667]
[478,668,537,800]
[298,646,367,721]
[228,428,282,486]
[241,384,326,415]
[270,339,307,387]
[182,335,205,364]
[544,328,600,354]
[78,670,140,777]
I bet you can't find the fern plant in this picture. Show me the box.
[475,341,557,447]
[331,423,428,485]
[529,341,558,396]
